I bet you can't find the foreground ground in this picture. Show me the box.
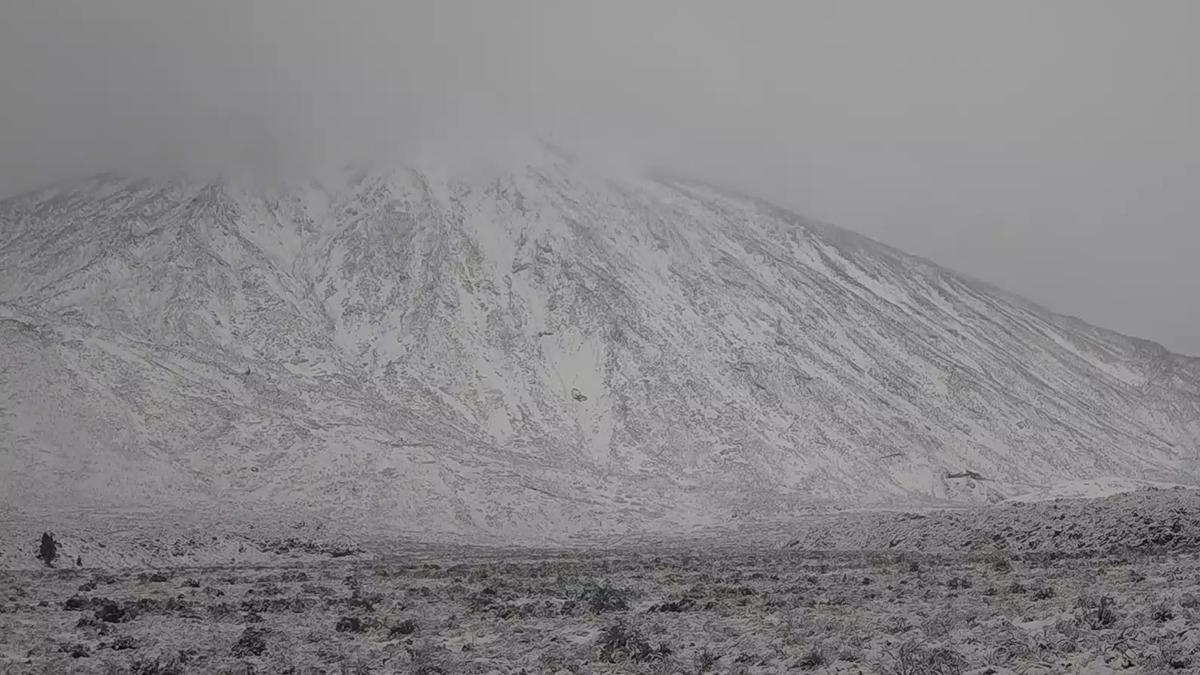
[3,543,1200,674]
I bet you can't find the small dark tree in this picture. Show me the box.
[37,532,58,568]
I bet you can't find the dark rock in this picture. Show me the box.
[94,600,127,623]
[230,627,268,657]
[108,635,138,651]
[62,643,90,658]
[390,619,418,637]
[63,595,91,611]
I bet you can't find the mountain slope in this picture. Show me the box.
[2,146,1198,538]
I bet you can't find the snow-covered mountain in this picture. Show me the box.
[2,143,1198,539]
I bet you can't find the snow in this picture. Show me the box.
[1004,476,1192,503]
[1,147,1198,540]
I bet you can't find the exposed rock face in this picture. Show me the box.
[2,145,1198,538]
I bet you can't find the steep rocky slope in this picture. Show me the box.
[2,144,1198,539]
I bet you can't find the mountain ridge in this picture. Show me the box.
[671,170,1200,363]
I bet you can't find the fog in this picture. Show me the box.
[2,0,1197,353]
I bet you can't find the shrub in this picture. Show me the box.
[37,532,57,568]
[1152,643,1193,671]
[1074,595,1118,630]
[407,641,455,675]
[649,598,694,612]
[797,647,826,670]
[127,656,185,675]
[1032,586,1056,600]
[596,621,671,663]
[881,639,967,675]
[694,648,719,671]
[921,611,959,639]
[1151,600,1175,623]
[564,579,632,614]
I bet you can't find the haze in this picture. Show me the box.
[2,0,1197,353]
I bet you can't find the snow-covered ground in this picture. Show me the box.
[1004,477,1193,503]
[6,499,1200,674]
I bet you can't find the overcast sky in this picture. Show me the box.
[2,1,1198,353]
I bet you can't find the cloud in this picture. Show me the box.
[1,0,1198,351]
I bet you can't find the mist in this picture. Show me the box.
[2,0,1198,353]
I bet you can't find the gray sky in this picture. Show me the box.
[2,1,1198,354]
